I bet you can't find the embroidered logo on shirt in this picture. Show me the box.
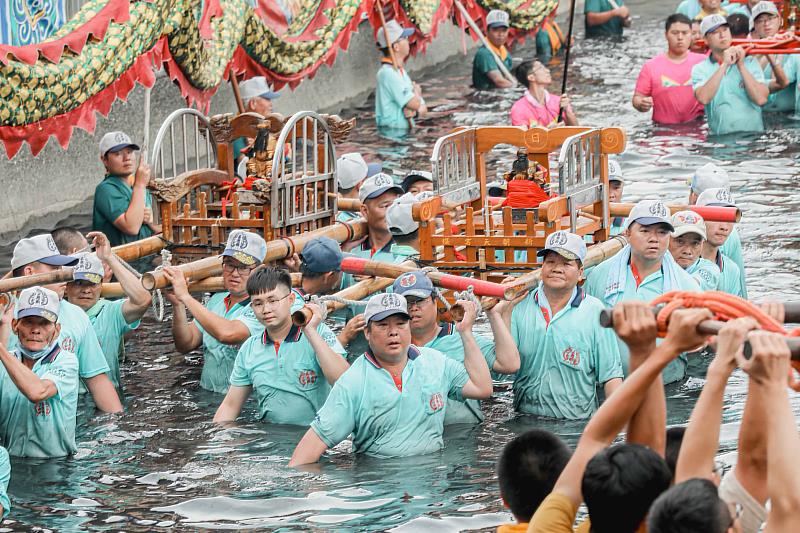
[61,337,75,353]
[299,370,318,386]
[428,392,444,412]
[34,401,51,417]
[562,347,581,367]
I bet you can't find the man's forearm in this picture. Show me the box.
[460,331,492,396]
[764,384,800,525]
[736,378,770,504]
[626,342,666,454]
[695,67,727,105]
[108,254,151,310]
[121,186,147,234]
[171,302,197,351]
[586,10,617,27]
[487,314,519,374]
[0,350,55,402]
[85,373,123,413]
[305,328,348,385]
[739,64,768,104]
[181,296,249,344]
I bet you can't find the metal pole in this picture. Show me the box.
[453,0,517,86]
[558,0,577,123]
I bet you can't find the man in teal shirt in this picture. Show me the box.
[392,271,519,424]
[585,199,699,384]
[698,188,747,298]
[669,211,721,291]
[164,230,268,393]
[692,15,768,135]
[0,448,9,517]
[288,293,493,464]
[64,233,151,389]
[473,10,514,90]
[375,20,427,131]
[92,131,159,246]
[9,234,121,413]
[0,287,79,458]
[585,0,630,38]
[336,152,382,223]
[497,232,623,419]
[213,267,348,426]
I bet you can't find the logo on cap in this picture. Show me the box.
[76,255,92,271]
[399,273,416,288]
[676,212,699,224]
[548,231,568,247]
[381,293,403,308]
[114,132,128,143]
[229,232,248,250]
[715,189,732,203]
[374,174,392,187]
[649,202,668,218]
[28,289,48,307]
[46,236,58,252]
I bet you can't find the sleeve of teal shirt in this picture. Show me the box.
[584,0,605,14]
[744,57,766,84]
[474,333,497,370]
[444,357,469,402]
[77,316,112,379]
[381,68,415,110]
[43,352,79,399]
[310,375,357,448]
[316,323,347,357]
[691,61,713,91]
[475,47,498,76]
[676,0,690,16]
[236,305,264,336]
[593,320,624,384]
[0,447,10,517]
[535,29,553,62]
[93,181,129,225]
[111,298,140,331]
[229,338,254,387]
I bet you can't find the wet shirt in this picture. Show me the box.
[721,226,747,299]
[92,174,154,246]
[691,56,766,135]
[0,447,9,517]
[0,346,79,458]
[310,346,469,458]
[763,58,796,112]
[585,0,625,38]
[510,285,623,419]
[634,52,707,124]
[510,90,573,128]
[229,324,346,425]
[376,63,415,130]
[585,258,699,384]
[85,298,140,389]
[194,292,264,394]
[424,323,497,425]
[686,257,722,291]
[714,251,746,298]
[472,45,513,90]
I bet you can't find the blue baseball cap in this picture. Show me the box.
[300,237,344,273]
[392,271,434,299]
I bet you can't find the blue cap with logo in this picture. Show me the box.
[536,230,587,263]
[11,234,79,270]
[300,237,344,273]
[624,199,674,231]
[363,292,410,324]
[72,252,105,284]
[358,173,404,202]
[16,286,60,323]
[392,271,435,298]
[222,230,267,266]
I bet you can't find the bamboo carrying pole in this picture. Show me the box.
[141,221,368,290]
[453,0,517,86]
[0,268,75,294]
[598,308,800,358]
[103,273,303,297]
[291,261,417,327]
[111,235,167,263]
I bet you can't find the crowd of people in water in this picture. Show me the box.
[0,1,798,531]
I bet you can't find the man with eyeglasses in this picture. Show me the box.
[163,230,268,393]
[391,271,519,425]
[214,267,347,426]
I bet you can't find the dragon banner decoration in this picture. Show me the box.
[0,0,558,159]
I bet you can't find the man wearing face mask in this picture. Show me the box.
[7,234,122,413]
[65,232,152,389]
[0,287,79,458]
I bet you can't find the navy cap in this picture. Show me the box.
[300,237,344,273]
[392,271,435,299]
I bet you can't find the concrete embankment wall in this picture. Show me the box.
[0,21,478,241]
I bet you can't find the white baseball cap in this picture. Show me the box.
[377,20,414,48]
[752,1,780,21]
[701,14,729,36]
[239,76,280,103]
[386,192,420,236]
[222,230,267,266]
[486,9,510,29]
[696,187,736,208]
[16,286,60,323]
[358,173,403,203]
[608,158,624,183]
[11,234,79,270]
[337,153,382,190]
[72,252,105,284]
[536,230,587,263]
[690,163,730,194]
[671,210,707,240]
[99,131,140,157]
[624,199,674,231]
[363,292,410,324]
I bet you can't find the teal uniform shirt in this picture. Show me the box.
[585,256,700,384]
[310,346,469,458]
[0,345,79,458]
[424,323,497,425]
[92,175,155,246]
[535,28,554,63]
[510,285,623,419]
[341,237,403,289]
[194,292,265,394]
[336,210,360,223]
[376,63,415,130]
[691,56,766,135]
[686,257,721,292]
[713,251,746,298]
[389,243,419,262]
[763,59,796,112]
[9,300,111,389]
[85,298,140,389]
[229,324,346,425]
[472,46,513,90]
[0,447,9,517]
[721,226,747,299]
[585,0,625,38]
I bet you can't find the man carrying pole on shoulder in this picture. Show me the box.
[472,10,514,90]
[289,293,492,465]
[164,230,267,393]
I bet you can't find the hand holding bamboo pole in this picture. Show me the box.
[453,0,517,87]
